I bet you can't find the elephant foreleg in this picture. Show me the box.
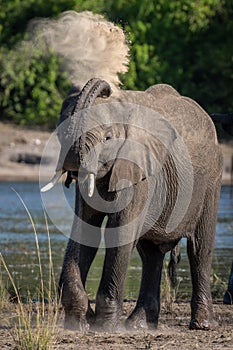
[126,240,165,330]
[95,243,134,331]
[59,198,105,331]
[59,239,91,331]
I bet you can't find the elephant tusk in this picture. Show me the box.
[88,173,95,197]
[40,170,64,192]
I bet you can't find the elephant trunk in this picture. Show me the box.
[73,78,112,166]
[75,79,111,197]
[41,78,112,194]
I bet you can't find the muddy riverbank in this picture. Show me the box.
[0,122,232,184]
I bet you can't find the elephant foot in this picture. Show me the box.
[190,299,218,330]
[92,319,125,333]
[64,312,89,332]
[126,307,158,331]
[189,318,218,330]
[223,290,233,305]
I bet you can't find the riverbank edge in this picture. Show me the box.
[0,122,232,185]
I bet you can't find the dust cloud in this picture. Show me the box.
[28,11,130,90]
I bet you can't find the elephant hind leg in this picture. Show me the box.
[126,240,165,330]
[187,186,220,330]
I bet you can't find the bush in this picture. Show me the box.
[0,46,70,128]
[0,0,107,128]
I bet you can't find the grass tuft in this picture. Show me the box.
[0,188,61,350]
[0,264,8,309]
[161,259,182,312]
[211,271,228,300]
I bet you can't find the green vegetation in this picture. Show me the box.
[0,0,232,128]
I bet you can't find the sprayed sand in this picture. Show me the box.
[28,11,129,91]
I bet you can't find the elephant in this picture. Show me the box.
[210,112,233,136]
[41,78,224,332]
[224,260,233,304]
[210,112,233,304]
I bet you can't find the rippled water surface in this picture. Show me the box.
[0,182,232,299]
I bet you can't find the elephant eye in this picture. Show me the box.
[103,132,112,142]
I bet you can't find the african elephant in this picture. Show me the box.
[41,78,223,332]
[210,112,233,136]
[224,260,233,304]
[210,112,233,305]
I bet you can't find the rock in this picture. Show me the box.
[15,136,27,144]
[10,153,51,165]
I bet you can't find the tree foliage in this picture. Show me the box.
[0,0,232,128]
[105,0,233,113]
[0,46,69,126]
[0,0,106,127]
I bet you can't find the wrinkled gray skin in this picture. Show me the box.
[55,78,223,332]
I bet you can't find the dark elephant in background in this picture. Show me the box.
[224,260,233,304]
[210,112,233,137]
[210,112,233,305]
[42,78,224,332]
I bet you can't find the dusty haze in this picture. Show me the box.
[28,11,130,90]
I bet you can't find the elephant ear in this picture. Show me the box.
[108,118,178,192]
[108,157,146,192]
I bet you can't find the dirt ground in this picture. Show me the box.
[0,301,233,349]
[0,121,232,184]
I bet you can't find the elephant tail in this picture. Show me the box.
[168,242,181,288]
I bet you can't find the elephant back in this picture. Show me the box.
[146,84,180,99]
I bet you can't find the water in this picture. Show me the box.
[0,182,232,300]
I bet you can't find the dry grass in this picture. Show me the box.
[0,265,8,309]
[161,260,182,313]
[0,189,61,350]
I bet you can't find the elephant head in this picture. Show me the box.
[41,78,183,201]
[41,78,112,194]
